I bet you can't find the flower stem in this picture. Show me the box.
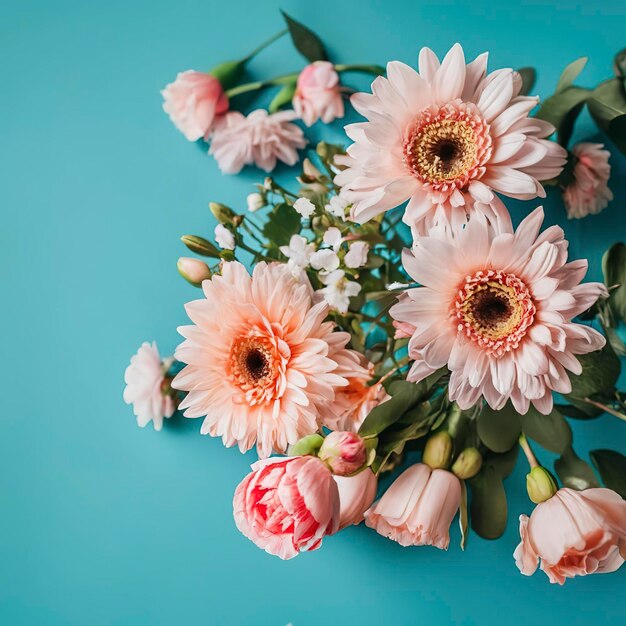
[225,73,298,98]
[334,63,386,76]
[518,433,539,469]
[242,28,288,63]
[581,397,626,422]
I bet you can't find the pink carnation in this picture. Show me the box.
[233,456,340,559]
[293,61,345,127]
[562,142,613,219]
[515,488,626,584]
[161,71,228,141]
[172,261,364,457]
[209,109,306,174]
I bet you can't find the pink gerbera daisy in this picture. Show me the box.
[172,261,364,457]
[390,207,607,414]
[335,44,567,234]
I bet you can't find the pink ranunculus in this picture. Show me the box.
[161,71,229,141]
[514,487,626,584]
[364,463,461,549]
[293,61,345,127]
[334,469,378,530]
[233,456,340,559]
[562,142,613,219]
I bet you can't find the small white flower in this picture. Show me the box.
[214,224,235,250]
[280,234,315,271]
[387,281,410,290]
[318,269,361,313]
[344,241,370,268]
[310,249,340,273]
[293,197,316,218]
[323,227,343,252]
[247,192,264,212]
[325,195,349,219]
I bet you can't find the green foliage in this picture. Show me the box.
[554,446,599,490]
[567,341,620,399]
[603,242,626,323]
[590,449,626,498]
[555,57,588,93]
[588,78,626,154]
[477,403,521,453]
[519,407,571,454]
[281,11,328,62]
[180,235,221,258]
[469,465,508,540]
[262,203,301,247]
[517,67,536,96]
[269,81,297,113]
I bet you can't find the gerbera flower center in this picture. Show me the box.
[403,102,492,192]
[454,270,536,356]
[229,332,282,404]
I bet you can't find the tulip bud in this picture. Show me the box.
[181,235,220,258]
[526,466,558,504]
[422,431,453,470]
[318,431,367,476]
[246,192,265,212]
[451,447,483,479]
[210,202,243,227]
[177,257,211,286]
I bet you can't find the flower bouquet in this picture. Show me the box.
[124,13,626,583]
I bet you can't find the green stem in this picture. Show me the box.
[242,28,288,62]
[581,397,626,422]
[518,433,540,469]
[226,73,298,98]
[335,63,386,76]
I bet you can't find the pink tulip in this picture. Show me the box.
[514,487,626,584]
[364,463,461,549]
[233,456,340,559]
[293,61,344,127]
[162,70,229,141]
[334,469,378,530]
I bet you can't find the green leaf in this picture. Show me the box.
[517,67,536,96]
[268,81,297,113]
[281,11,327,63]
[568,341,620,398]
[469,466,507,540]
[608,114,626,154]
[554,446,599,490]
[590,449,626,498]
[615,48,626,79]
[486,447,519,480]
[477,403,521,453]
[558,101,586,148]
[555,57,587,93]
[588,78,626,155]
[459,481,469,550]
[603,242,626,322]
[358,380,429,437]
[556,398,604,420]
[535,87,590,138]
[263,203,301,247]
[519,407,572,454]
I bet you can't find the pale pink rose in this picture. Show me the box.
[323,358,389,432]
[172,261,365,457]
[209,109,306,174]
[293,61,345,127]
[562,142,613,219]
[514,488,626,584]
[177,257,211,285]
[161,71,228,141]
[364,463,461,549]
[123,341,175,431]
[334,469,378,530]
[318,431,367,476]
[391,206,607,415]
[233,456,340,559]
[335,44,566,233]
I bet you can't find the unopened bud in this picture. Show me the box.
[422,431,453,470]
[181,235,220,258]
[451,447,483,479]
[526,466,558,504]
[318,431,367,476]
[210,202,243,226]
[246,192,265,212]
[177,257,211,286]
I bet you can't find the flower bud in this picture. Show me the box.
[246,192,265,212]
[181,234,220,258]
[526,466,558,504]
[451,447,483,479]
[289,433,324,457]
[318,431,367,476]
[210,202,243,226]
[422,431,453,470]
[177,257,211,286]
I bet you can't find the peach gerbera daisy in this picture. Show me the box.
[390,206,607,414]
[335,44,567,234]
[172,261,364,457]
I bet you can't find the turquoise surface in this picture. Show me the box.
[2,1,626,624]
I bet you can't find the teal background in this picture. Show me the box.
[1,1,626,624]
